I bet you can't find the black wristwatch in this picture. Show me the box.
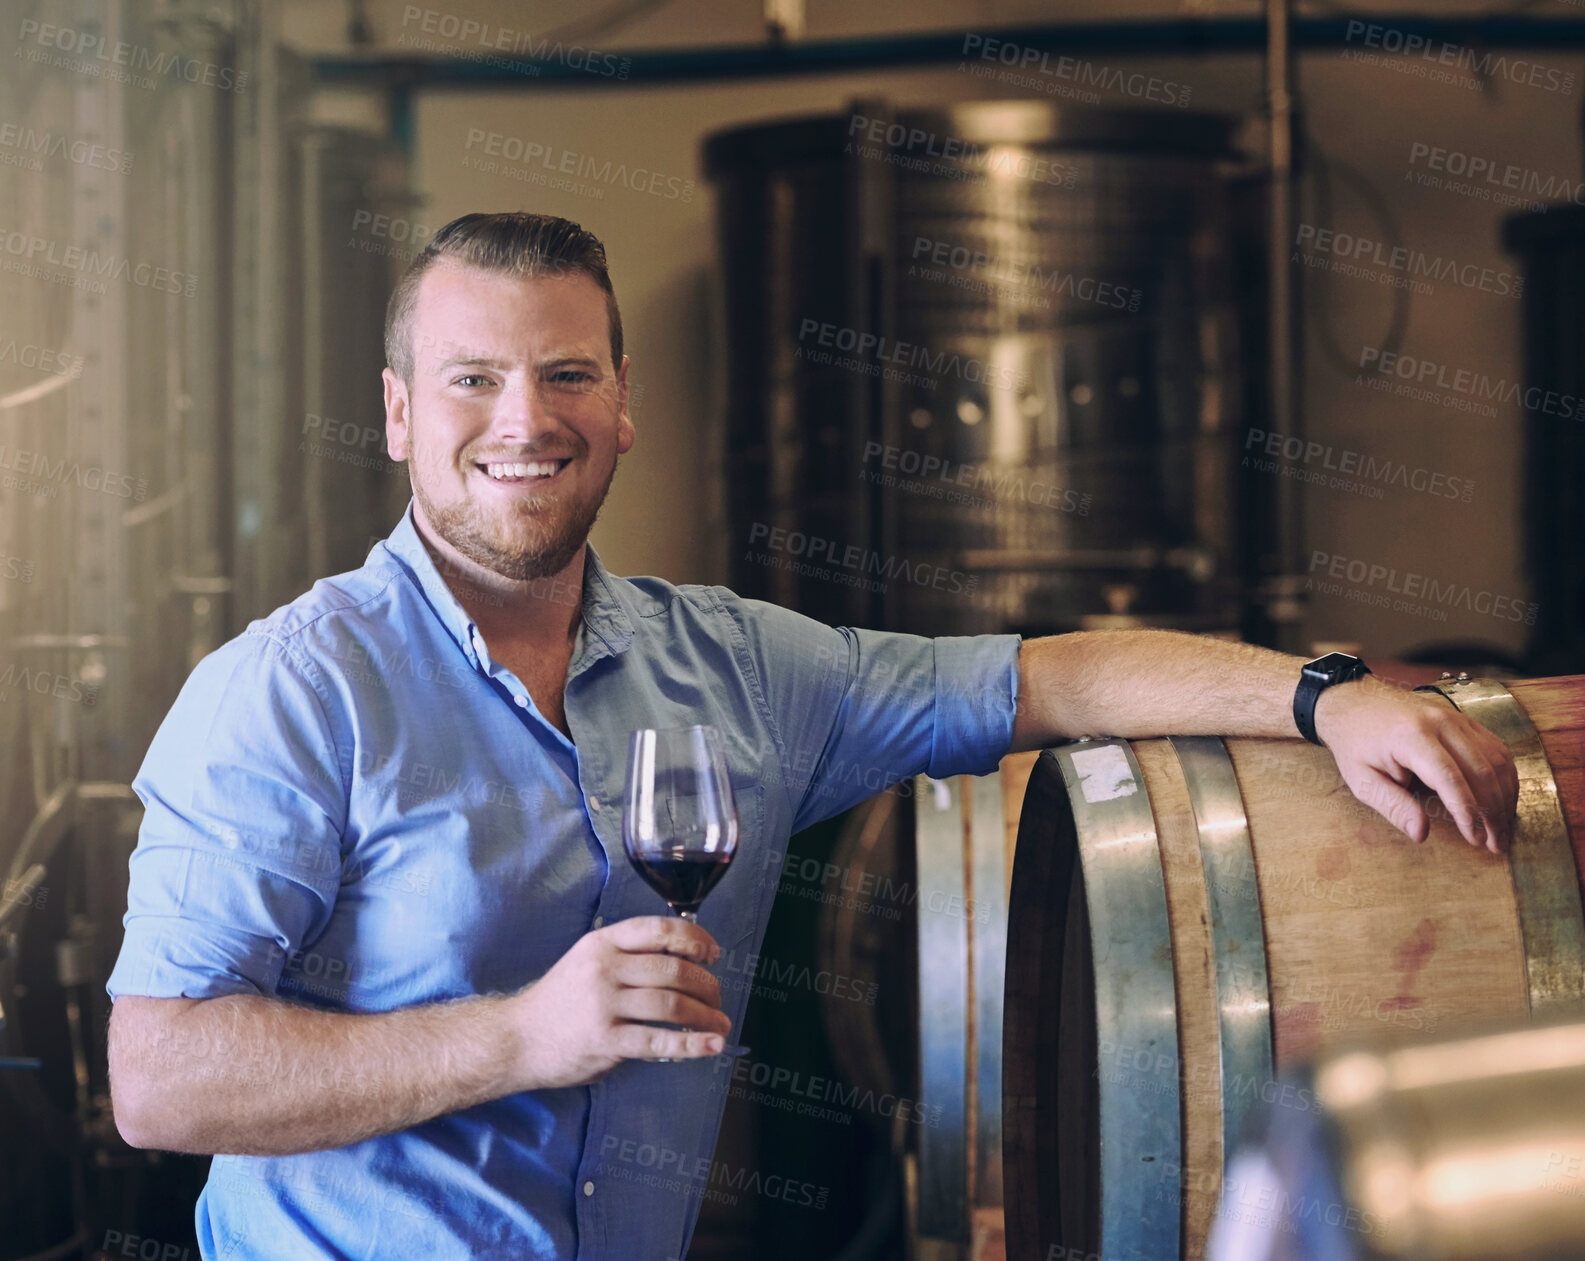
[1293,652,1372,746]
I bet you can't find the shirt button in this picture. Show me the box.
[588,795,601,811]
[514,694,528,708]
[593,915,604,928]
[583,1181,595,1197]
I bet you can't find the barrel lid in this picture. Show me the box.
[703,100,1239,176]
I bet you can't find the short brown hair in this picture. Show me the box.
[384,212,623,382]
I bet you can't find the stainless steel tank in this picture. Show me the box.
[0,16,413,1252]
[706,100,1253,637]
[1503,204,1585,677]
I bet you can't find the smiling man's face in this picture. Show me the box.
[383,259,633,581]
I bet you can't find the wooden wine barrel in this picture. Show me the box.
[910,753,1041,1261]
[996,674,1585,1261]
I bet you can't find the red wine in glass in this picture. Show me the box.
[626,852,732,917]
[623,725,743,1060]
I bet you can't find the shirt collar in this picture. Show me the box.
[377,499,634,670]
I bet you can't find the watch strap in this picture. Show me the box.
[1293,655,1371,746]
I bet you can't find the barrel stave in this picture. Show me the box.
[1134,739,1225,1259]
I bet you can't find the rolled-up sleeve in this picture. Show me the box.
[928,633,1023,775]
[106,632,349,1003]
[718,592,1020,833]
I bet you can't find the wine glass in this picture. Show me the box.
[623,725,743,1060]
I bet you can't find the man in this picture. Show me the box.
[106,212,1516,1260]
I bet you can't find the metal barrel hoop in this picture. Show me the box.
[1168,736,1277,1165]
[1054,738,1181,1261]
[1418,677,1585,1019]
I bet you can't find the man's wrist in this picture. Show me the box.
[1310,679,1363,749]
[1293,652,1373,745]
[478,988,536,1098]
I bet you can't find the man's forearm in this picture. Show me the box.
[1010,630,1314,751]
[110,991,521,1156]
[1007,629,1518,852]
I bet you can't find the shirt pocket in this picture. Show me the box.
[711,775,768,955]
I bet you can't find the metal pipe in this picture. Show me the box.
[1266,0,1305,652]
[308,17,1585,89]
[0,863,47,936]
[301,133,330,585]
[3,779,76,891]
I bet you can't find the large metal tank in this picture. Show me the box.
[0,10,414,1255]
[0,5,239,1251]
[706,100,1254,638]
[701,99,1261,1261]
[1502,205,1585,677]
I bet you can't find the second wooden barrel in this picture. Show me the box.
[910,752,1041,1261]
[1001,674,1585,1261]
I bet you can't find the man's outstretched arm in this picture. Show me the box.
[1009,630,1518,854]
[109,917,731,1156]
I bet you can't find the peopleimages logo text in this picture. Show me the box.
[0,228,197,297]
[1243,428,1474,502]
[960,34,1194,107]
[16,19,248,91]
[861,441,1092,515]
[1295,224,1521,298]
[0,123,132,173]
[909,235,1141,311]
[1308,550,1538,625]
[796,319,1028,392]
[398,6,630,78]
[1358,346,1580,420]
[463,130,694,201]
[846,114,1079,187]
[746,522,977,596]
[1342,20,1574,94]
[1408,142,1585,206]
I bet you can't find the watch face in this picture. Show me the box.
[1305,652,1364,685]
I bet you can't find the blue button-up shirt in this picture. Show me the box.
[107,500,1020,1261]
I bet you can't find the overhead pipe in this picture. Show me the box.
[308,16,1585,90]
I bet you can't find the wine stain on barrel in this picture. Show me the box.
[1277,1001,1324,1061]
[1315,844,1351,881]
[1385,917,1438,1013]
[1354,815,1396,849]
[1393,918,1438,982]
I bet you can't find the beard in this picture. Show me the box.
[411,432,619,582]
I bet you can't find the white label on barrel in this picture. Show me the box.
[1071,745,1138,803]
